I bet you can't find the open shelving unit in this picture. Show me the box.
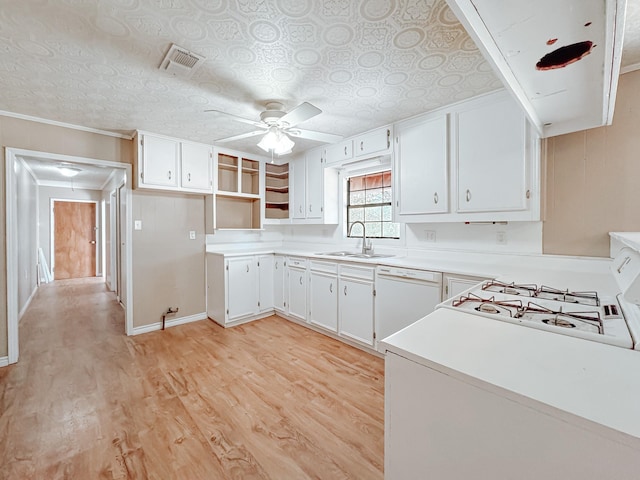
[265,162,289,220]
[213,152,262,230]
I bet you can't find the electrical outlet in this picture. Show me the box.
[424,230,436,242]
[134,220,142,230]
[496,231,507,245]
[189,230,196,240]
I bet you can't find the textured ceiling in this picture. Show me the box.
[0,0,504,156]
[1,1,638,159]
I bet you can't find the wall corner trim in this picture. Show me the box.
[0,357,9,368]
[131,312,208,336]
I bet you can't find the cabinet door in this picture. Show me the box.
[456,96,527,213]
[305,151,323,219]
[309,271,338,332]
[354,127,391,158]
[273,255,286,311]
[339,277,375,346]
[257,254,274,312]
[226,257,257,320]
[288,267,307,322]
[397,115,448,215]
[325,140,353,165]
[181,142,212,192]
[443,274,486,301]
[292,158,306,219]
[141,134,179,187]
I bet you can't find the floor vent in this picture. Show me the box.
[159,44,205,78]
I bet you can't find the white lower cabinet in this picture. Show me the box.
[226,256,258,320]
[273,255,287,312]
[309,261,338,333]
[206,253,272,326]
[287,257,308,322]
[442,273,488,301]
[257,254,274,313]
[338,264,375,346]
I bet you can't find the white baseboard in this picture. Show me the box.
[19,285,38,320]
[131,312,207,336]
[0,356,9,367]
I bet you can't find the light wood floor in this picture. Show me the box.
[0,278,384,479]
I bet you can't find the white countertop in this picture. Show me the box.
[206,243,614,285]
[381,308,640,446]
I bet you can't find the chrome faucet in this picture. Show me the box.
[348,221,373,255]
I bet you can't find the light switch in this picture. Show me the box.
[189,230,196,240]
[134,220,142,230]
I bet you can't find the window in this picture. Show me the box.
[347,170,400,239]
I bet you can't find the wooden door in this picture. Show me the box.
[54,201,96,279]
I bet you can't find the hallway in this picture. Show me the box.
[0,279,384,479]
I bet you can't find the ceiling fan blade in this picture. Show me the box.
[280,102,321,127]
[216,130,266,143]
[287,128,343,143]
[205,109,264,128]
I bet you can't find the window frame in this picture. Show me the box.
[345,168,400,240]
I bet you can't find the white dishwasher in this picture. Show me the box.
[375,266,442,352]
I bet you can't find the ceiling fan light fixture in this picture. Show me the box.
[274,133,295,155]
[257,127,279,152]
[257,127,295,155]
[58,165,81,177]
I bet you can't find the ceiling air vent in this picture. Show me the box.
[159,44,205,78]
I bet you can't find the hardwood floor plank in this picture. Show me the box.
[0,278,384,479]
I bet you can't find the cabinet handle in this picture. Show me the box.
[299,276,303,285]
[246,265,250,273]
[360,141,364,151]
[526,189,531,199]
[187,172,191,182]
[386,129,391,148]
[275,262,278,269]
[309,204,312,212]
[168,170,172,180]
[344,285,347,296]
[330,283,333,293]
[434,192,438,204]
[299,205,303,213]
[466,189,471,202]
[344,146,347,156]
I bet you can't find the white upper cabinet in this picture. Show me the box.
[306,149,323,219]
[135,131,212,194]
[180,141,212,192]
[395,114,449,217]
[290,149,339,224]
[138,133,180,188]
[454,93,529,214]
[325,140,353,165]
[353,126,393,158]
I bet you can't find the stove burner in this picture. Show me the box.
[477,303,501,314]
[535,285,600,306]
[542,317,577,328]
[482,281,537,297]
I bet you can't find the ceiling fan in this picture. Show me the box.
[207,101,343,155]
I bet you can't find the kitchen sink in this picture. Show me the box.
[318,251,395,259]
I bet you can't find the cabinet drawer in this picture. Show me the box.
[310,260,338,274]
[288,257,308,269]
[377,266,441,283]
[339,264,375,280]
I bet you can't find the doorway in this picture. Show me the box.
[5,148,134,364]
[52,200,98,280]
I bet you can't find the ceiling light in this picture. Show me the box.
[58,165,81,177]
[257,127,295,156]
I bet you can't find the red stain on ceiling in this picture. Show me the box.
[536,41,594,70]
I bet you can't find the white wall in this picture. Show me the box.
[38,186,103,276]
[16,159,38,318]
